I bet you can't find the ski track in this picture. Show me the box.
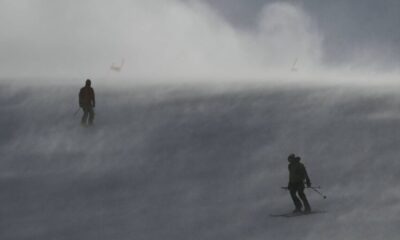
[1,82,400,240]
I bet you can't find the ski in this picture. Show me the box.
[270,210,326,218]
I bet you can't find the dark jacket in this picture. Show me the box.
[288,160,311,186]
[79,86,95,108]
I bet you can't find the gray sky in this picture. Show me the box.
[0,0,399,81]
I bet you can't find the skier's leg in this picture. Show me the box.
[81,107,88,125]
[88,107,94,125]
[289,188,303,211]
[298,187,311,212]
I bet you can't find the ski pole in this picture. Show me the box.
[73,108,81,116]
[281,186,327,199]
[308,186,327,199]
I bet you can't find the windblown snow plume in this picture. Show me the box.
[0,1,322,81]
[1,1,400,239]
[2,83,400,239]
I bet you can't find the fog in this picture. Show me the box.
[2,83,400,239]
[2,1,400,239]
[1,0,398,83]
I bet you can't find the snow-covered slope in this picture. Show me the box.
[1,82,400,240]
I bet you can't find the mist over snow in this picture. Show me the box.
[0,0,321,81]
[2,1,400,239]
[1,0,398,84]
[2,83,400,239]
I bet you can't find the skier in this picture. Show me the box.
[79,79,95,126]
[287,154,311,213]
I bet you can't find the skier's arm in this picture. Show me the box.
[304,166,311,187]
[79,89,83,108]
[287,164,291,188]
[92,88,95,107]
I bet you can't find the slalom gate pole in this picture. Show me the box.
[308,186,327,199]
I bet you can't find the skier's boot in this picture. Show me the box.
[304,207,311,214]
[292,208,302,214]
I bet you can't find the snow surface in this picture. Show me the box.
[1,82,400,239]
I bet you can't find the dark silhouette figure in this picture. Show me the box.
[287,154,311,213]
[79,79,95,126]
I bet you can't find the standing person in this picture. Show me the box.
[79,79,95,126]
[287,154,311,213]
